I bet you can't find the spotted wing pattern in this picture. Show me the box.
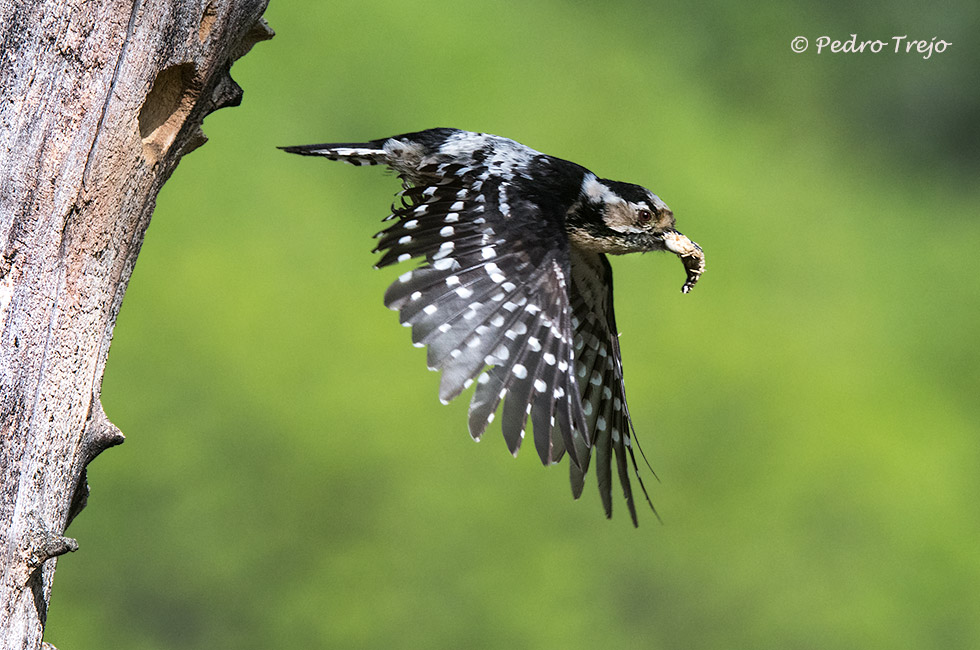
[377,166,591,469]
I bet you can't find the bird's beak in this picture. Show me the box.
[662,229,705,293]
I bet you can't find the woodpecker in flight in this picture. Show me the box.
[282,128,705,525]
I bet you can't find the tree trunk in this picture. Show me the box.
[0,1,271,647]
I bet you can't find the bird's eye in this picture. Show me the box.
[637,209,652,223]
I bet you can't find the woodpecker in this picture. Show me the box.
[281,128,705,525]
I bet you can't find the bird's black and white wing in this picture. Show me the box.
[376,158,592,470]
[568,249,656,525]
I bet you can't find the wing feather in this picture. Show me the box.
[568,249,654,523]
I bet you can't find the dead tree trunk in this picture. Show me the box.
[0,1,271,647]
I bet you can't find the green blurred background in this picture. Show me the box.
[46,1,980,648]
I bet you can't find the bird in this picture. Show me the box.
[281,128,705,526]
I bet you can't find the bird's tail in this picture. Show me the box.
[279,141,389,166]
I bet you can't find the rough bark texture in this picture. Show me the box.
[0,2,272,648]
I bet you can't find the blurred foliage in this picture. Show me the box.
[45,1,979,649]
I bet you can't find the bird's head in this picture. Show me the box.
[569,174,677,255]
[569,174,705,292]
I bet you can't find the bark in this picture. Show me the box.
[0,1,272,648]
